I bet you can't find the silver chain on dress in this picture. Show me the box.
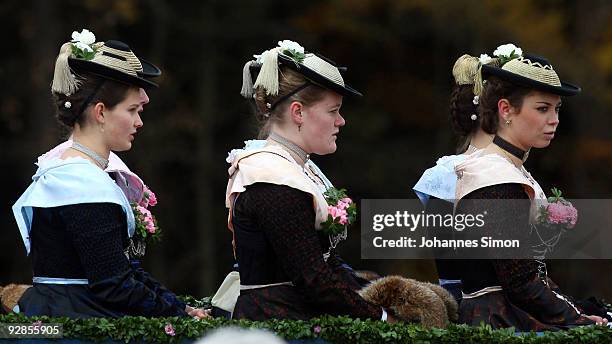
[268,132,309,164]
[71,141,109,169]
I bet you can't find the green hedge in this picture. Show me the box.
[1,313,611,343]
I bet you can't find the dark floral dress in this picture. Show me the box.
[232,183,381,321]
[19,203,186,318]
[455,184,593,331]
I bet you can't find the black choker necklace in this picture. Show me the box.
[493,135,527,161]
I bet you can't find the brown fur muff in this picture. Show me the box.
[358,275,458,328]
[0,284,31,313]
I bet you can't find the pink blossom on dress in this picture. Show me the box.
[137,205,151,218]
[328,205,339,219]
[337,200,349,210]
[164,323,175,336]
[145,217,156,233]
[547,203,578,229]
[341,197,352,205]
[147,190,157,207]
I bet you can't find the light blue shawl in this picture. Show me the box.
[413,154,467,206]
[12,157,135,255]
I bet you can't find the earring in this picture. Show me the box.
[298,124,302,132]
[505,119,512,126]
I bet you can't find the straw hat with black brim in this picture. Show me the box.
[240,42,361,104]
[52,37,161,98]
[481,53,580,96]
[276,53,361,97]
[67,40,159,90]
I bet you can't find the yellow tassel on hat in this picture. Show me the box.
[254,47,281,96]
[473,65,484,96]
[452,54,480,86]
[240,60,256,98]
[51,42,80,95]
[473,57,501,96]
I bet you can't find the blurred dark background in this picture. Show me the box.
[2,0,611,300]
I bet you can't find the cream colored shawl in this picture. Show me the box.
[455,150,546,221]
[225,145,329,232]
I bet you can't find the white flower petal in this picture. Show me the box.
[493,43,522,58]
[79,29,96,45]
[479,53,492,64]
[71,31,81,42]
[278,40,304,54]
[74,42,93,52]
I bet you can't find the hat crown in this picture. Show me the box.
[522,53,551,67]
[501,55,561,87]
[300,53,345,87]
[105,40,130,51]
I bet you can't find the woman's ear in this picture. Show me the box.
[288,101,304,126]
[497,98,512,123]
[92,102,106,125]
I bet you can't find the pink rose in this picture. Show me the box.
[547,203,578,229]
[147,190,157,207]
[328,205,339,219]
[341,197,352,205]
[137,206,151,218]
[164,323,175,336]
[313,325,321,334]
[337,200,348,210]
[145,218,156,233]
[328,205,349,224]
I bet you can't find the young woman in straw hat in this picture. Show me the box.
[225,40,393,321]
[453,47,608,330]
[413,52,497,304]
[12,29,207,319]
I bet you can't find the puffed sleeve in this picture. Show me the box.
[129,259,187,310]
[58,203,187,317]
[458,184,591,326]
[239,183,382,319]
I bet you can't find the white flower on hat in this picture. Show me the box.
[492,43,523,67]
[73,41,93,53]
[479,53,493,65]
[277,40,306,63]
[493,43,522,59]
[278,40,304,54]
[70,29,97,60]
[71,29,96,46]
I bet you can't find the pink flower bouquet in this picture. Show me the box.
[131,185,162,243]
[321,188,357,236]
[537,188,578,230]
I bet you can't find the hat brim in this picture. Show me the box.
[277,54,362,97]
[138,58,162,77]
[69,57,158,89]
[482,64,580,96]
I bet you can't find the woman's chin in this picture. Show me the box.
[111,143,132,152]
[326,143,338,154]
[313,144,337,156]
[533,140,552,149]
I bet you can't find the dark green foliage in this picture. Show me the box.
[1,313,610,343]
